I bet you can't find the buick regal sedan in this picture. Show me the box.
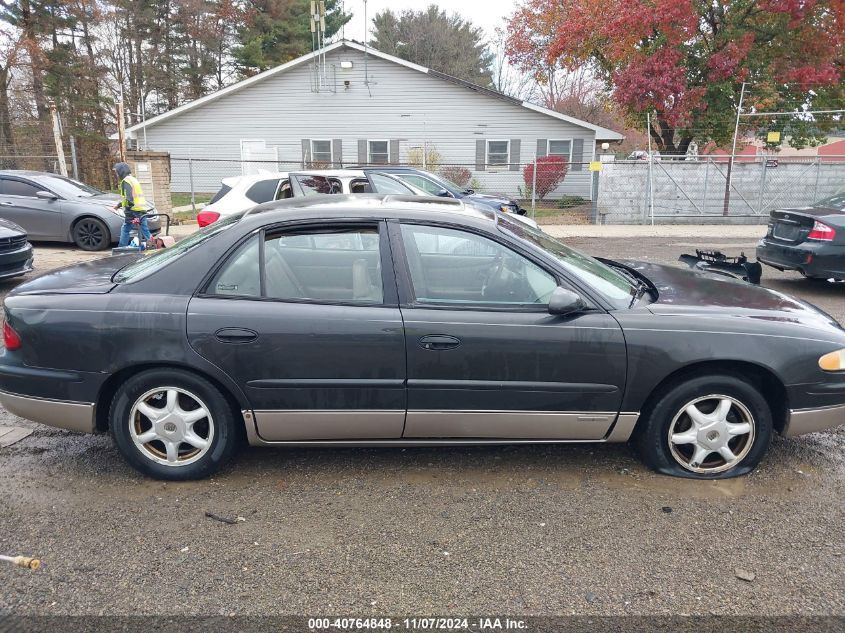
[1,196,844,480]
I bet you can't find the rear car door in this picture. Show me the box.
[187,221,407,441]
[390,221,628,440]
[0,176,63,239]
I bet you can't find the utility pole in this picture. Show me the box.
[647,112,654,226]
[723,82,747,216]
[116,99,126,162]
[48,101,68,177]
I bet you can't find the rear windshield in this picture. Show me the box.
[209,184,232,204]
[246,179,280,203]
[114,214,241,283]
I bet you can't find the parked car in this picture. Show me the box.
[202,169,540,230]
[198,169,428,226]
[756,193,845,281]
[2,195,843,481]
[353,166,528,217]
[0,170,161,251]
[0,218,33,281]
[627,150,662,161]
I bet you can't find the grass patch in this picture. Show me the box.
[171,192,214,208]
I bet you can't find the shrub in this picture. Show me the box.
[523,155,568,202]
[557,195,586,209]
[407,145,442,170]
[439,165,472,188]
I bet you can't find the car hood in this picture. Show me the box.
[10,254,141,296]
[0,217,26,238]
[621,260,843,332]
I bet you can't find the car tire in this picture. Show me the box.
[633,373,773,479]
[72,217,110,251]
[109,368,241,480]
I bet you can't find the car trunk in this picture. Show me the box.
[767,207,841,245]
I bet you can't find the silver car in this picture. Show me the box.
[0,170,161,251]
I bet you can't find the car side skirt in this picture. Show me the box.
[243,410,640,446]
[0,390,95,434]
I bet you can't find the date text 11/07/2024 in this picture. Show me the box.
[307,617,529,630]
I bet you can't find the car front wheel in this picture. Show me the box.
[109,369,240,480]
[72,217,110,251]
[633,374,773,479]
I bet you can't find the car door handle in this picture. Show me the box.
[419,335,461,351]
[214,327,258,343]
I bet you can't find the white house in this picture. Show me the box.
[123,40,624,199]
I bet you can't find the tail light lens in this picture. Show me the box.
[3,321,21,350]
[807,221,836,241]
[196,210,220,227]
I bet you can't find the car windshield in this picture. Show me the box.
[497,215,638,308]
[38,174,103,198]
[114,214,241,283]
[414,170,466,195]
[811,193,845,210]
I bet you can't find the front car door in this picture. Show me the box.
[187,220,406,441]
[390,221,628,440]
[0,176,63,240]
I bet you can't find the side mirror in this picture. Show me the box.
[36,191,57,201]
[436,189,451,198]
[548,286,586,316]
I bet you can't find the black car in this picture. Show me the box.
[0,218,33,281]
[354,166,527,216]
[1,195,844,481]
[756,193,845,280]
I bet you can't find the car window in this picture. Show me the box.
[245,179,281,204]
[275,180,293,200]
[401,224,557,306]
[209,184,232,204]
[812,193,845,210]
[265,227,383,303]
[350,178,372,193]
[294,175,342,196]
[209,235,261,297]
[1,179,40,197]
[369,173,414,195]
[34,174,101,198]
[400,174,443,195]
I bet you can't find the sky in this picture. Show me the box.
[340,0,520,43]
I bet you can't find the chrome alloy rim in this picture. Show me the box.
[129,387,214,467]
[667,395,755,474]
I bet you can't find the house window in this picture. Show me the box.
[547,139,572,161]
[310,139,333,164]
[486,140,510,168]
[368,140,389,164]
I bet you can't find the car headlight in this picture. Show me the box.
[499,205,511,214]
[819,349,845,371]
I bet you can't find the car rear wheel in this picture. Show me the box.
[72,217,110,251]
[633,374,772,479]
[109,369,240,480]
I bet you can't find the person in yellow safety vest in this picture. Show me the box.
[113,162,153,247]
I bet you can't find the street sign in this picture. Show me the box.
[767,131,781,143]
[766,159,779,168]
[589,161,602,172]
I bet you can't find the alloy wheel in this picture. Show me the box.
[129,387,215,467]
[667,394,755,474]
[76,220,105,249]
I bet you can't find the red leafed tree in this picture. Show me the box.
[524,155,568,201]
[507,0,845,154]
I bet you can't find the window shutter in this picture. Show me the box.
[357,139,367,164]
[389,139,400,165]
[475,140,485,171]
[510,139,521,171]
[536,139,548,158]
[571,139,584,171]
[301,139,311,167]
[332,139,343,167]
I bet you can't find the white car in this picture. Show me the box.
[198,169,427,226]
[199,169,540,230]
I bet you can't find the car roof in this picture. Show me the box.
[0,170,54,179]
[241,193,495,227]
[222,168,369,189]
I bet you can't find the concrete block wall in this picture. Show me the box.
[596,160,845,224]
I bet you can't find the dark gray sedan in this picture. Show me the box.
[0,170,160,250]
[1,196,844,480]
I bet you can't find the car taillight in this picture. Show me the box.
[3,321,21,350]
[196,210,220,227]
[807,221,836,241]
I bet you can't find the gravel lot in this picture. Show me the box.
[0,230,843,617]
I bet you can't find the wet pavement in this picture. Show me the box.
[0,234,843,616]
